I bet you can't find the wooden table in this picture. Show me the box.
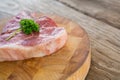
[0,0,120,80]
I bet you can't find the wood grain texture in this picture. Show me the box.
[0,0,120,80]
[58,0,120,29]
[93,0,120,13]
[0,14,90,80]
[67,51,91,80]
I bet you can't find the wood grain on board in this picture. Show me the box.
[0,0,120,80]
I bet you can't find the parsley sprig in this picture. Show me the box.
[6,19,39,41]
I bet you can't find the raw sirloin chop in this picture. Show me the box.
[0,11,67,61]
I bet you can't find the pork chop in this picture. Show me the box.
[0,12,67,61]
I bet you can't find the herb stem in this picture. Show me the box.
[6,28,21,41]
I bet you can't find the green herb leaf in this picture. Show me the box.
[20,19,39,35]
[6,19,40,41]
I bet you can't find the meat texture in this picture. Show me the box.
[0,12,67,61]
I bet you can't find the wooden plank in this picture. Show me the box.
[0,0,120,80]
[93,0,120,12]
[58,0,120,29]
[0,12,12,19]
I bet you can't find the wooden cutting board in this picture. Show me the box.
[0,13,91,80]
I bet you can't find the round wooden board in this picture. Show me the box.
[0,13,91,80]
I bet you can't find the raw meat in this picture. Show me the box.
[0,12,67,61]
